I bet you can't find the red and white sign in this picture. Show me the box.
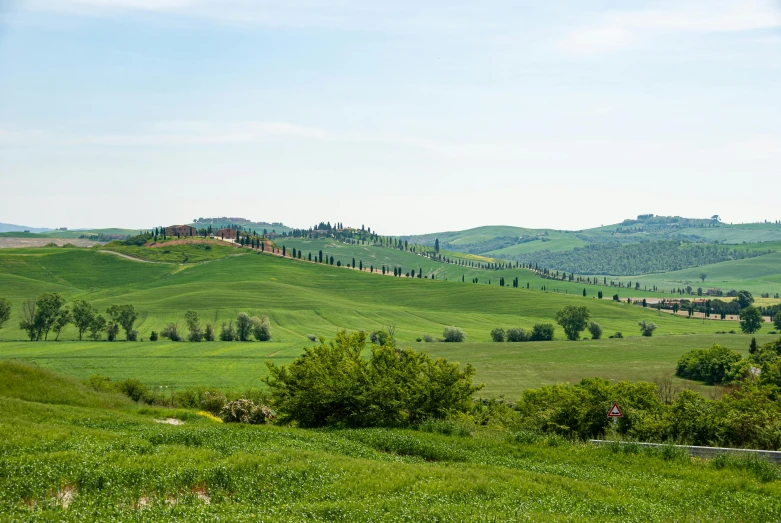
[607,403,623,418]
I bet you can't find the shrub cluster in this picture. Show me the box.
[514,377,781,450]
[264,330,481,427]
[490,324,555,342]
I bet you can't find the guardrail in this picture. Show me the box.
[589,440,781,464]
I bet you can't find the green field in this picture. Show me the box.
[0,334,772,397]
[1,361,780,522]
[98,239,243,264]
[0,243,760,399]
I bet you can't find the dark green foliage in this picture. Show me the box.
[204,323,215,341]
[740,306,763,334]
[0,297,10,330]
[737,290,754,309]
[185,310,203,342]
[161,323,181,342]
[609,331,623,339]
[505,241,771,276]
[149,330,159,341]
[370,330,392,346]
[506,328,530,342]
[555,305,590,340]
[251,315,272,341]
[19,293,66,341]
[265,331,481,427]
[516,377,781,450]
[219,321,236,341]
[676,344,744,385]
[638,320,658,337]
[106,304,138,341]
[490,328,505,342]
[443,326,466,342]
[588,321,603,340]
[530,323,555,341]
[71,299,98,341]
[121,233,153,246]
[236,312,252,341]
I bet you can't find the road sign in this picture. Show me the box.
[607,403,623,418]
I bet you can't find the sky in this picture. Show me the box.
[1,0,780,235]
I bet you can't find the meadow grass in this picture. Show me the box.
[1,362,780,522]
[0,334,771,397]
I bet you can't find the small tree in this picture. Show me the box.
[0,298,10,331]
[106,304,139,341]
[52,308,71,341]
[204,323,215,341]
[219,321,236,341]
[71,299,98,341]
[251,315,272,341]
[161,323,181,341]
[749,337,758,355]
[106,321,120,342]
[236,313,253,341]
[773,313,781,333]
[638,320,657,337]
[185,310,203,342]
[88,315,107,341]
[739,306,763,334]
[443,326,466,342]
[587,321,603,340]
[149,331,159,341]
[700,273,707,283]
[555,305,591,341]
[490,328,505,342]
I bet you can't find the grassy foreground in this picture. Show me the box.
[2,361,780,522]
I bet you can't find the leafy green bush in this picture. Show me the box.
[588,321,603,340]
[251,315,272,341]
[638,320,657,337]
[443,326,466,342]
[370,330,392,346]
[219,321,235,341]
[506,328,530,342]
[160,323,181,342]
[264,331,481,427]
[530,324,555,341]
[675,344,744,385]
[490,328,505,342]
[149,330,158,341]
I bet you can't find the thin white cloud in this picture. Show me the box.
[558,0,781,55]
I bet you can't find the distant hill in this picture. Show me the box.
[188,217,293,235]
[0,222,51,233]
[402,215,781,277]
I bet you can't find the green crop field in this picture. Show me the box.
[2,361,780,522]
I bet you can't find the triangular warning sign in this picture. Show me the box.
[607,403,623,417]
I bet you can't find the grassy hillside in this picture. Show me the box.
[277,238,664,297]
[0,243,755,398]
[1,362,779,522]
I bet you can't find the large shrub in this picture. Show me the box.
[160,323,181,342]
[588,321,603,340]
[490,328,505,342]
[264,331,481,427]
[676,344,744,385]
[506,328,530,343]
[443,326,466,343]
[530,324,555,341]
[251,315,272,341]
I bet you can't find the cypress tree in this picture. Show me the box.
[282,246,286,257]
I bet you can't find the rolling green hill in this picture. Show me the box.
[0,243,752,397]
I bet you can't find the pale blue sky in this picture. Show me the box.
[1,0,780,233]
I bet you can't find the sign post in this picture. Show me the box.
[607,403,623,439]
